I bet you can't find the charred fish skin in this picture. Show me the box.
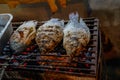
[36,18,64,54]
[63,12,90,61]
[10,20,38,53]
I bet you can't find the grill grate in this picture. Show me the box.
[0,18,100,80]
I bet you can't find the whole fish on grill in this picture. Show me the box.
[63,12,90,62]
[35,18,64,54]
[10,20,37,53]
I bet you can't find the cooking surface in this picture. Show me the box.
[0,18,100,80]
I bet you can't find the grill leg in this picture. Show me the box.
[0,66,6,80]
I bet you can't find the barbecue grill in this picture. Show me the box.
[0,18,101,80]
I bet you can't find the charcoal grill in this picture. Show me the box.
[0,18,101,80]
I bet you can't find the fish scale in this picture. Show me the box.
[10,20,37,53]
[63,13,91,61]
[36,18,64,54]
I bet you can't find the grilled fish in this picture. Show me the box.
[63,12,90,61]
[10,20,37,53]
[35,18,64,54]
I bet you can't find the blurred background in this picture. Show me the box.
[0,0,120,80]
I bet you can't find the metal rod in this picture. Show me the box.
[12,67,96,77]
[0,65,6,80]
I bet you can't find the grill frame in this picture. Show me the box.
[0,18,101,80]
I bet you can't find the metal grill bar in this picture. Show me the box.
[0,18,100,79]
[12,67,96,77]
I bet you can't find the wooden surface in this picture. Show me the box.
[0,1,87,21]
